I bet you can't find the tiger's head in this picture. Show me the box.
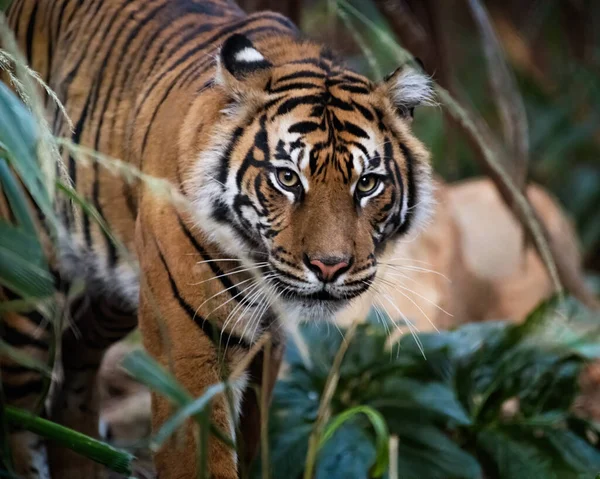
[191,33,434,322]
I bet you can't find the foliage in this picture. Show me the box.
[254,298,600,479]
[4,406,133,475]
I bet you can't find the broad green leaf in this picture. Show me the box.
[0,0,14,11]
[0,242,54,298]
[368,378,471,426]
[394,440,481,479]
[544,430,600,473]
[388,419,482,479]
[0,220,44,265]
[261,422,312,479]
[0,159,37,235]
[316,422,376,479]
[0,84,53,222]
[477,429,553,479]
[320,406,389,477]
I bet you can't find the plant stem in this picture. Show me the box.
[261,339,272,479]
[303,320,359,479]
[4,406,133,475]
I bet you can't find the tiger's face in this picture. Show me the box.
[192,34,434,322]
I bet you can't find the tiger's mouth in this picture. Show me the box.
[268,274,369,304]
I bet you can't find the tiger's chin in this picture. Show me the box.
[278,294,349,323]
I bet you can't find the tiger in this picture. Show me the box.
[0,0,434,477]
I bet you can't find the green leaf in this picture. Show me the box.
[319,406,389,477]
[0,241,54,298]
[0,159,37,235]
[4,406,133,474]
[0,0,14,11]
[389,419,482,479]
[122,350,235,450]
[151,382,227,449]
[368,378,471,426]
[0,339,53,377]
[0,220,44,265]
[316,422,376,479]
[121,350,191,406]
[0,84,53,223]
[477,429,553,479]
[544,430,600,473]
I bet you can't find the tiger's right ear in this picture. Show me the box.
[216,34,272,96]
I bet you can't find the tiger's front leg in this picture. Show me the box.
[136,210,250,479]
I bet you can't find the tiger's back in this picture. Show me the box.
[6,0,297,306]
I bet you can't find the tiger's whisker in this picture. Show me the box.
[376,278,440,333]
[189,263,269,286]
[379,293,425,358]
[378,278,453,318]
[380,263,451,282]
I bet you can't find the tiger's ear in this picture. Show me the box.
[381,64,435,119]
[216,34,272,95]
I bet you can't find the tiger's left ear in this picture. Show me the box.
[381,64,435,119]
[216,34,272,96]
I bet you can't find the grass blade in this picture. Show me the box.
[121,350,191,406]
[151,383,227,450]
[4,406,133,475]
[467,0,529,185]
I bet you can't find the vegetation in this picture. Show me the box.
[257,298,600,478]
[1,0,599,478]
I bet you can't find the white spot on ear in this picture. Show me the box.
[391,68,437,109]
[234,47,265,63]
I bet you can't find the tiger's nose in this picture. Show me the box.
[305,255,351,282]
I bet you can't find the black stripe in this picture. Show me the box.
[107,18,215,143]
[25,2,38,66]
[177,217,245,300]
[288,121,320,135]
[137,13,296,120]
[141,22,293,157]
[397,142,414,235]
[336,84,370,95]
[2,379,45,399]
[1,363,39,373]
[9,0,26,39]
[268,82,321,94]
[275,94,325,116]
[344,121,369,139]
[352,101,375,122]
[1,323,48,350]
[275,70,324,84]
[155,242,249,349]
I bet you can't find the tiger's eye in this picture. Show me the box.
[277,169,300,189]
[357,175,379,194]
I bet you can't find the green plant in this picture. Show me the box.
[255,298,600,478]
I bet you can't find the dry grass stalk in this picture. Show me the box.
[303,319,360,479]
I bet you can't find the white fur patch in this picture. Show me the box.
[391,68,437,109]
[234,47,265,63]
